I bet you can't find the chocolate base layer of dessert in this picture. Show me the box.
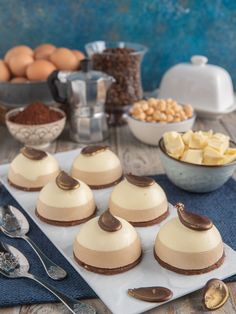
[8,179,42,192]
[36,208,97,226]
[88,175,123,190]
[154,250,225,275]
[73,251,142,275]
[130,209,169,227]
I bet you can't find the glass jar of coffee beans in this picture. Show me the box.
[86,41,147,125]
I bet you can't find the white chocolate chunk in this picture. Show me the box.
[222,155,236,164]
[201,130,213,138]
[225,148,236,155]
[213,133,230,141]
[163,132,185,159]
[208,136,229,155]
[188,131,208,149]
[203,147,224,165]
[221,148,236,164]
[182,130,193,146]
[181,149,203,165]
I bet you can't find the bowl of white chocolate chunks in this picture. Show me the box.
[159,130,236,192]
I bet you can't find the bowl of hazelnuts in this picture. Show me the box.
[127,98,196,146]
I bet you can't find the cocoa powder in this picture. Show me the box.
[10,102,63,125]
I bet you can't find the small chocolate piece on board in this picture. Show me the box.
[203,278,229,310]
[56,171,80,190]
[98,210,122,232]
[128,286,173,303]
[21,147,47,160]
[175,202,213,231]
[125,173,154,187]
[81,145,109,156]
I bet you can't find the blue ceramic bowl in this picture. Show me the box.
[158,137,236,193]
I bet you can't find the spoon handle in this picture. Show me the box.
[23,235,67,280]
[24,273,96,314]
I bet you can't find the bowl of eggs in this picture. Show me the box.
[0,44,85,106]
[159,130,236,192]
[127,98,196,146]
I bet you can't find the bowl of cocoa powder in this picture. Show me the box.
[5,102,66,148]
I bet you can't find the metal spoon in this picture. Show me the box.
[0,205,67,280]
[0,241,96,314]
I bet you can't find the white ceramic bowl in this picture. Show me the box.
[127,114,196,146]
[5,107,66,148]
[159,137,236,193]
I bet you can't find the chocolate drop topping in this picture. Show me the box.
[175,203,213,231]
[125,173,155,187]
[81,145,109,156]
[128,286,173,303]
[98,210,122,232]
[56,171,80,190]
[203,279,229,310]
[21,147,47,160]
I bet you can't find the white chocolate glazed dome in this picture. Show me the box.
[38,179,94,208]
[72,149,122,173]
[110,179,167,210]
[76,216,139,251]
[156,217,222,253]
[9,152,59,181]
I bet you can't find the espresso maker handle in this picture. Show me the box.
[47,70,67,104]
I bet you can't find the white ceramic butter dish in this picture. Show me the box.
[159,55,235,115]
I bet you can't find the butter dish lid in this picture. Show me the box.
[159,55,234,113]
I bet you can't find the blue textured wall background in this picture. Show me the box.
[0,0,236,90]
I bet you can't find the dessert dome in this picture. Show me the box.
[71,145,123,189]
[154,203,224,274]
[73,210,142,274]
[8,147,59,191]
[109,174,169,226]
[36,171,96,226]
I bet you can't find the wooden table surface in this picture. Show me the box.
[0,112,236,314]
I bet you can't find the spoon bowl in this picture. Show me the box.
[0,205,67,280]
[0,241,29,277]
[0,205,29,235]
[0,241,96,314]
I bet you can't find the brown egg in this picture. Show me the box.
[4,45,33,64]
[26,60,56,81]
[72,50,85,68]
[8,54,34,77]
[11,77,28,83]
[72,50,85,61]
[34,43,56,60]
[49,47,78,70]
[0,60,11,81]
